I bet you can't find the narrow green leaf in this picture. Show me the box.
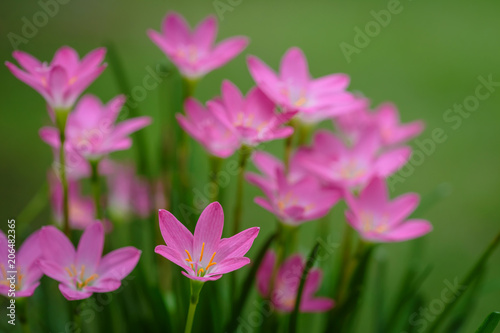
[475,312,500,333]
[289,241,321,333]
[224,231,277,333]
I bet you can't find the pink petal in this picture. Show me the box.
[256,251,276,297]
[48,65,68,107]
[155,245,189,271]
[39,127,61,148]
[39,260,70,283]
[181,271,222,281]
[51,46,80,72]
[311,73,350,93]
[12,50,42,73]
[389,193,420,225]
[111,116,152,139]
[251,151,284,177]
[162,12,191,45]
[359,177,388,211]
[280,47,309,88]
[213,257,250,275]
[193,202,224,264]
[193,15,217,51]
[203,37,248,72]
[221,80,244,118]
[158,209,193,252]
[84,278,121,293]
[300,297,335,312]
[254,197,275,214]
[247,56,283,104]
[215,227,260,262]
[78,47,106,75]
[376,147,412,177]
[40,226,75,268]
[97,246,141,281]
[15,282,41,298]
[17,230,41,270]
[76,222,104,273]
[59,283,92,300]
[379,219,433,242]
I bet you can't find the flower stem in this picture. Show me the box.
[184,280,204,333]
[90,160,103,220]
[56,109,70,237]
[208,155,223,203]
[232,146,251,236]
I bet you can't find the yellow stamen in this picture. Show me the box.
[0,264,6,279]
[41,77,47,87]
[197,268,204,276]
[185,249,193,262]
[205,252,217,270]
[68,76,77,85]
[80,265,85,281]
[199,242,205,262]
[71,264,77,277]
[190,263,194,270]
[294,96,307,107]
[65,267,74,278]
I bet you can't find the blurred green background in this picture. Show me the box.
[1,0,499,332]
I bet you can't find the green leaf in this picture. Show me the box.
[475,312,500,333]
[289,241,321,333]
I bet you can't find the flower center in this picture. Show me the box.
[64,264,99,290]
[360,212,389,233]
[338,160,366,180]
[0,263,24,290]
[184,242,217,277]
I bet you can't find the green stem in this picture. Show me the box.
[290,241,321,333]
[55,109,70,237]
[90,160,103,220]
[232,146,251,236]
[333,224,354,301]
[208,155,223,203]
[184,280,204,333]
[284,133,293,173]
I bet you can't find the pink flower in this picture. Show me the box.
[5,46,106,110]
[39,223,141,300]
[107,162,152,221]
[177,98,239,158]
[246,151,306,194]
[247,47,361,124]
[345,177,432,242]
[39,95,151,161]
[0,230,42,298]
[257,251,334,313]
[295,130,411,192]
[336,102,424,147]
[155,202,259,282]
[246,152,340,225]
[148,12,248,79]
[208,81,294,147]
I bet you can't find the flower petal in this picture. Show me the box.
[193,202,224,265]
[97,246,141,281]
[59,283,92,300]
[76,222,104,273]
[158,209,193,252]
[40,226,75,268]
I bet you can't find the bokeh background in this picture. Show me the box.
[1,0,499,332]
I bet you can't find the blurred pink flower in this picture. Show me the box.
[246,152,340,225]
[336,102,424,147]
[39,94,151,161]
[257,251,334,313]
[148,12,248,79]
[177,98,239,158]
[107,162,152,221]
[0,230,42,298]
[208,81,294,147]
[295,130,411,192]
[39,223,141,300]
[155,202,259,282]
[248,47,361,124]
[5,46,106,110]
[345,177,432,242]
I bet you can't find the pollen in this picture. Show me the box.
[199,242,205,262]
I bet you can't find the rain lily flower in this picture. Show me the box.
[246,152,340,225]
[208,81,294,147]
[247,47,361,124]
[0,230,42,298]
[148,12,248,79]
[336,102,424,147]
[295,130,411,192]
[155,202,259,281]
[39,223,141,300]
[107,162,151,221]
[345,177,432,242]
[252,169,341,225]
[257,251,334,312]
[177,98,240,158]
[5,46,106,111]
[246,151,306,193]
[39,94,151,161]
